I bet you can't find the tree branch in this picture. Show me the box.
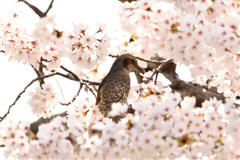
[60,65,100,85]
[60,65,80,81]
[81,78,100,86]
[119,0,137,3]
[31,65,45,86]
[82,81,97,98]
[148,57,225,106]
[149,59,173,82]
[18,0,55,18]
[135,56,170,65]
[59,66,97,99]
[30,111,67,134]
[108,54,168,65]
[44,0,55,16]
[0,73,62,122]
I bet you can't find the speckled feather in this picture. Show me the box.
[96,54,139,117]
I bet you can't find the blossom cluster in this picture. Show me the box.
[0,15,110,72]
[28,83,58,118]
[32,16,67,70]
[117,0,240,99]
[2,82,240,159]
[66,23,110,71]
[0,15,63,69]
[0,121,30,157]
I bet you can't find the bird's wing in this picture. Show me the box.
[96,78,125,105]
[96,89,103,105]
[102,80,125,103]
[96,75,108,105]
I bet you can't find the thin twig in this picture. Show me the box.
[60,65,80,81]
[135,56,172,64]
[58,67,97,104]
[60,65,100,85]
[53,70,98,98]
[18,0,55,18]
[53,76,66,102]
[154,72,159,85]
[82,82,97,98]
[81,78,100,86]
[0,73,61,122]
[31,65,45,86]
[60,83,83,106]
[0,50,5,53]
[52,65,98,103]
[44,0,55,16]
[108,54,119,58]
[119,0,137,2]
[149,59,173,81]
[108,54,172,64]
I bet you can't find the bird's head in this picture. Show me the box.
[110,54,144,73]
[122,54,144,73]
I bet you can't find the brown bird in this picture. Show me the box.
[96,54,143,117]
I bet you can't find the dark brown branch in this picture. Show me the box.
[82,81,97,98]
[51,71,98,101]
[56,67,98,100]
[108,54,119,58]
[30,111,67,134]
[18,0,55,18]
[52,66,100,106]
[44,0,55,16]
[176,81,225,101]
[149,59,173,81]
[31,65,45,86]
[0,73,62,122]
[60,65,80,81]
[82,78,100,86]
[0,50,5,53]
[152,59,225,105]
[119,0,137,2]
[108,54,168,65]
[60,65,100,85]
[136,56,171,65]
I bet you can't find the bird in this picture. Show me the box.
[96,54,143,117]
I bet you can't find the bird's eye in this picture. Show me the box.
[131,59,136,64]
[123,58,133,68]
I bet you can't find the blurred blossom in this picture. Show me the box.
[109,102,128,117]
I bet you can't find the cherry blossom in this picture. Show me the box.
[28,83,58,118]
[109,102,128,117]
